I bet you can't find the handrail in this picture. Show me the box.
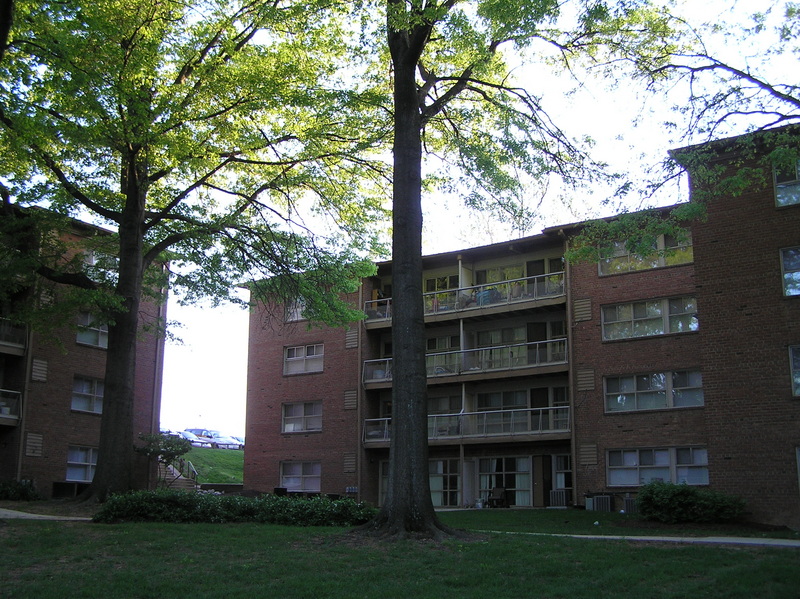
[363,406,570,442]
[0,388,21,418]
[363,338,567,383]
[0,318,27,348]
[364,272,565,322]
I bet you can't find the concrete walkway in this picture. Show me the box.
[0,507,91,521]
[486,530,800,548]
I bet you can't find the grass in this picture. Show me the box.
[1,517,798,599]
[183,446,243,484]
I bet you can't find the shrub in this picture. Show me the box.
[0,479,41,501]
[93,489,377,526]
[636,481,746,524]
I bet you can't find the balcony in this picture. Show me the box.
[0,318,27,355]
[0,388,21,425]
[363,339,567,385]
[364,272,565,324]
[363,406,570,444]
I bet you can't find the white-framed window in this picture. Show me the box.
[66,446,98,482]
[282,401,322,432]
[475,264,524,285]
[283,343,324,375]
[599,233,693,275]
[605,370,704,412]
[790,346,800,397]
[775,160,800,207]
[430,459,460,507]
[607,447,708,486]
[71,376,104,414]
[285,299,306,322]
[280,461,320,493]
[76,312,108,348]
[781,247,800,297]
[602,297,698,341]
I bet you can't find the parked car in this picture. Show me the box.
[206,431,243,450]
[180,430,212,448]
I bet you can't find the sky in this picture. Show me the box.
[158,1,780,440]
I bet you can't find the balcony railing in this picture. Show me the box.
[364,272,565,322]
[363,339,567,383]
[0,318,27,349]
[0,389,21,419]
[363,406,570,443]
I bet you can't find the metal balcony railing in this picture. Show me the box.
[363,339,567,383]
[364,272,565,322]
[0,318,27,348]
[0,389,22,419]
[363,406,570,443]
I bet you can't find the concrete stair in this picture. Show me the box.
[158,463,198,491]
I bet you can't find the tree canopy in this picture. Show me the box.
[0,0,390,499]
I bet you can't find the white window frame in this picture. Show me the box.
[775,160,800,207]
[283,343,324,375]
[76,312,109,348]
[602,297,698,341]
[599,232,693,275]
[285,299,306,322]
[282,401,322,432]
[607,447,708,487]
[280,461,320,493]
[66,446,98,482]
[790,346,800,397]
[781,247,800,297]
[71,376,104,414]
[605,370,704,412]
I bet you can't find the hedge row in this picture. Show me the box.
[636,481,746,524]
[93,489,377,526]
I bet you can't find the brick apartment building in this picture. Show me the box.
[0,218,166,498]
[244,126,800,528]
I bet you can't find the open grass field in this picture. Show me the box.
[1,505,798,599]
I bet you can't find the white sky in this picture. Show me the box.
[158,0,781,439]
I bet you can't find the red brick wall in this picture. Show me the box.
[244,292,363,497]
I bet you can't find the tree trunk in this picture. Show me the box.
[81,152,147,502]
[359,16,453,540]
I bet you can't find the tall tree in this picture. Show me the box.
[0,0,389,501]
[357,0,684,539]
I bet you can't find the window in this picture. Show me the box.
[283,344,323,374]
[478,456,531,506]
[282,401,322,432]
[66,446,98,482]
[430,459,460,507]
[781,248,800,296]
[280,461,320,493]
[424,274,458,292]
[607,447,708,486]
[775,160,800,206]
[602,297,698,340]
[605,370,703,412]
[285,299,306,322]
[790,346,800,397]
[72,376,104,414]
[599,233,693,275]
[475,264,524,285]
[76,312,108,348]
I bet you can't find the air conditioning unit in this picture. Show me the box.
[623,496,638,514]
[589,494,612,512]
[549,489,568,508]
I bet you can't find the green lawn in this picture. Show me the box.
[183,446,243,484]
[2,518,798,599]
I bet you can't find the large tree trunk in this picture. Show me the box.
[81,152,147,502]
[359,15,453,540]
